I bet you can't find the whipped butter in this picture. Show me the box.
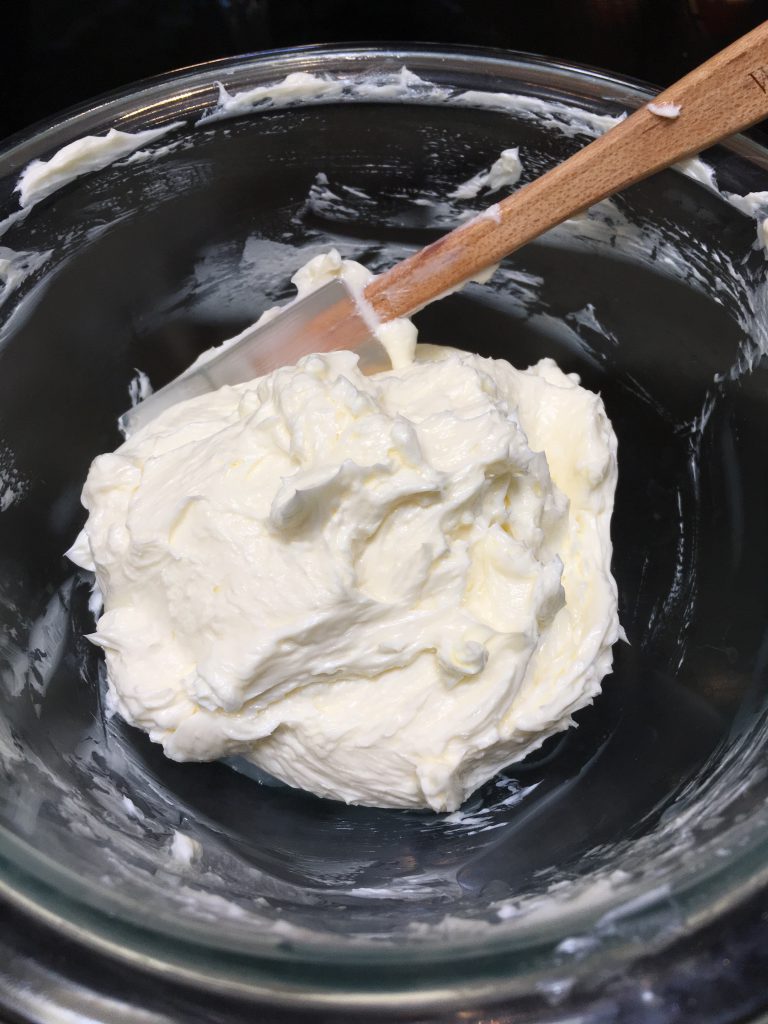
[15,124,180,210]
[69,256,619,812]
[449,148,523,200]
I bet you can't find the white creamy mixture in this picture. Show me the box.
[449,148,523,200]
[69,254,619,812]
[15,124,180,209]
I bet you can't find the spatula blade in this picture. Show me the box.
[120,279,384,436]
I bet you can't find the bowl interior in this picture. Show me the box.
[1,51,768,1001]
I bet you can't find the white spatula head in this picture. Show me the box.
[121,278,385,436]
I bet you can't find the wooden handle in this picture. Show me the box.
[364,20,768,322]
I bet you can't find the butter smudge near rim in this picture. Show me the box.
[14,123,183,210]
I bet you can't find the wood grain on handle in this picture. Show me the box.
[364,20,768,323]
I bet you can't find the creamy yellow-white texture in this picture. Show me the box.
[69,255,620,812]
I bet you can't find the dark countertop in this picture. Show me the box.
[3,0,768,143]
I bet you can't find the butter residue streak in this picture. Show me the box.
[15,123,182,209]
[198,65,622,140]
[0,246,52,308]
[200,72,346,124]
[449,148,523,200]
[0,442,27,513]
[170,831,201,866]
[724,190,768,252]
[197,67,451,125]
[69,254,620,813]
[451,89,627,138]
[674,156,719,193]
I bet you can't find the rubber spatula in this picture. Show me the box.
[123,21,768,435]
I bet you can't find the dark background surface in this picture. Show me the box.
[2,0,768,144]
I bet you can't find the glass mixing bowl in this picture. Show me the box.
[2,45,768,1024]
